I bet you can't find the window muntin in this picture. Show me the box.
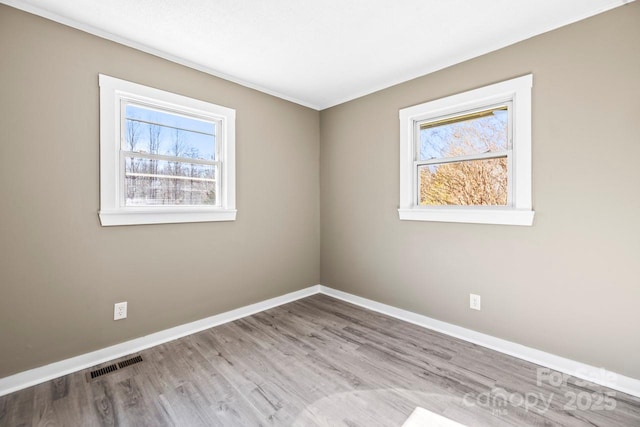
[99,74,236,226]
[398,74,534,226]
[416,104,511,207]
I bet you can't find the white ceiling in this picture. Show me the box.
[3,0,632,109]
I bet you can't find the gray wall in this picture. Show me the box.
[0,5,320,378]
[320,3,640,379]
[2,2,639,383]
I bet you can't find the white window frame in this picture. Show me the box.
[398,74,534,226]
[98,74,236,226]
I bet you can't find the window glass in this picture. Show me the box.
[419,106,508,161]
[124,104,217,161]
[418,158,508,206]
[124,157,217,206]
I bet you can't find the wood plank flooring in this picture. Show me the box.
[1,294,639,426]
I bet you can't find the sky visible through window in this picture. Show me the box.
[124,104,216,160]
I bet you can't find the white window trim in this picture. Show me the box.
[98,74,236,226]
[398,74,534,226]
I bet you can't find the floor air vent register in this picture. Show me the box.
[86,355,143,381]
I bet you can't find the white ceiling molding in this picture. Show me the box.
[1,0,634,110]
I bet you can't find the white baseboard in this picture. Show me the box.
[319,286,640,398]
[2,283,639,399]
[0,285,321,397]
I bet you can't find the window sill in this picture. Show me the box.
[398,208,534,226]
[99,208,237,226]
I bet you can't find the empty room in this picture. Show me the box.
[1,0,639,426]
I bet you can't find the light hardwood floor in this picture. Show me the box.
[1,294,639,426]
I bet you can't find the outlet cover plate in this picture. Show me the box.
[470,294,481,311]
[114,302,127,320]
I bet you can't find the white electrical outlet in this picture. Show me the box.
[470,294,481,311]
[114,302,127,320]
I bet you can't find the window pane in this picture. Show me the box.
[124,104,216,161]
[124,157,217,206]
[419,106,508,161]
[419,158,508,206]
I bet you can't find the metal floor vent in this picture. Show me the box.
[89,363,118,379]
[118,355,143,369]
[87,355,143,381]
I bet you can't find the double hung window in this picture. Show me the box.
[399,74,534,226]
[99,75,236,226]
